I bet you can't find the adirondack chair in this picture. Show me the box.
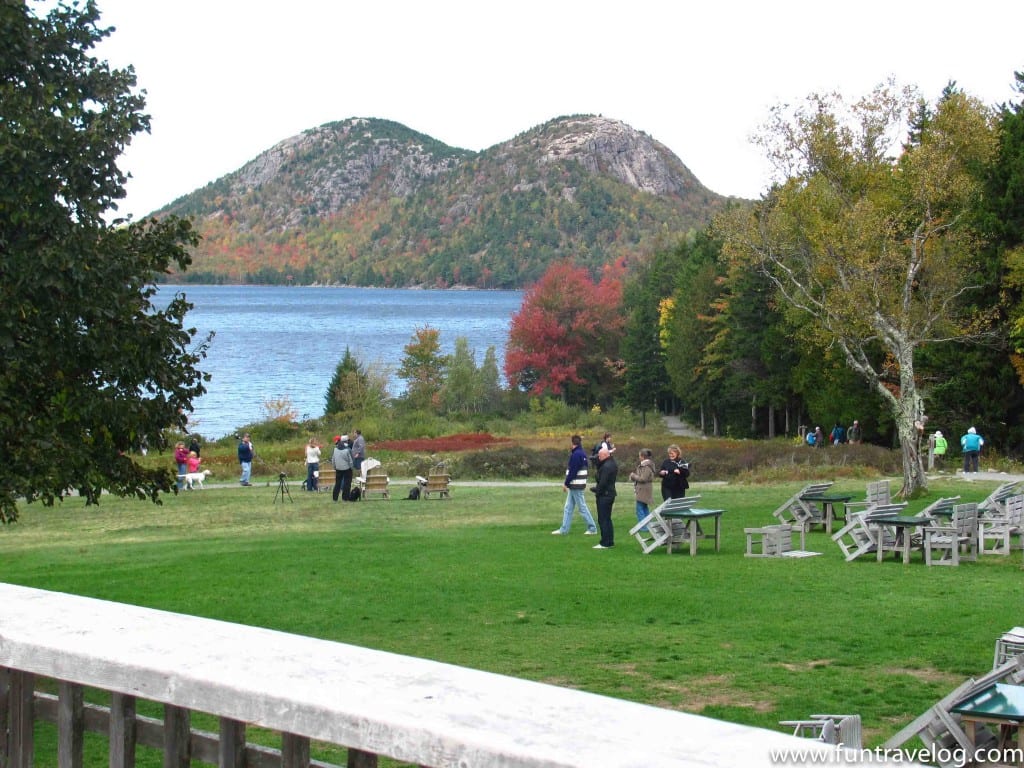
[883,655,1024,766]
[317,468,335,494]
[979,493,1023,555]
[977,481,1023,518]
[919,495,961,521]
[844,479,892,515]
[778,714,861,750]
[744,523,806,557]
[355,459,390,501]
[993,627,1024,669]
[628,496,699,554]
[421,463,451,499]
[830,503,907,561]
[771,482,834,530]
[922,503,979,566]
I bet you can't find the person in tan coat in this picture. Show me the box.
[629,448,656,531]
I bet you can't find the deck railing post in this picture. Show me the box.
[109,693,136,768]
[8,671,34,768]
[163,705,190,768]
[57,681,84,768]
[346,749,378,768]
[281,733,309,768]
[0,666,10,768]
[217,717,245,768]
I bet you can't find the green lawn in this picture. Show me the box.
[3,476,1019,757]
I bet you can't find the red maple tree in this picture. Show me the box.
[504,260,625,404]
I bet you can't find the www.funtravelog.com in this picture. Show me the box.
[768,742,1023,765]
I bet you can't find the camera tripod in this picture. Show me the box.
[273,472,293,504]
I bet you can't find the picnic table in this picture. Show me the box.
[800,492,853,534]
[870,513,931,563]
[659,507,724,555]
[951,683,1024,766]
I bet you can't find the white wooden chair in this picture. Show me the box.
[779,714,861,749]
[979,493,1023,555]
[831,503,906,561]
[919,495,961,520]
[884,655,1024,765]
[922,503,979,566]
[771,482,834,530]
[844,479,892,516]
[993,627,1024,669]
[977,481,1023,518]
[744,524,806,557]
[629,496,699,554]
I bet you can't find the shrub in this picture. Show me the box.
[457,446,565,480]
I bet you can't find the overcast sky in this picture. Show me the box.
[83,0,1024,220]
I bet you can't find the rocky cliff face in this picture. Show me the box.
[160,115,737,288]
[530,115,693,196]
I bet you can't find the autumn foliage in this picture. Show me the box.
[375,433,509,452]
[504,260,625,405]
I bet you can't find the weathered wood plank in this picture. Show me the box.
[57,680,84,768]
[109,693,137,768]
[1,582,892,767]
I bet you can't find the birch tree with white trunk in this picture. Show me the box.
[716,82,998,496]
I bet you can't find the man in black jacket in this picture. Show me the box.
[592,447,618,549]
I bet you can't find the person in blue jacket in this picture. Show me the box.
[553,435,598,536]
[960,427,984,473]
[237,433,254,486]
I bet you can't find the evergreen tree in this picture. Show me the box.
[325,348,363,415]
[622,249,675,423]
[478,346,504,413]
[442,337,482,414]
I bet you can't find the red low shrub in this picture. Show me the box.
[374,433,511,453]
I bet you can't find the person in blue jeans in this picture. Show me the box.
[629,448,656,532]
[553,435,598,535]
[237,433,254,486]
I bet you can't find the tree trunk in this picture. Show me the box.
[896,416,928,497]
[894,359,928,498]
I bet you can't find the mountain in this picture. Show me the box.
[157,115,741,288]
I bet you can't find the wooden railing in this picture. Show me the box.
[0,583,895,767]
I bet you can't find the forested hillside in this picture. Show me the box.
[157,116,737,288]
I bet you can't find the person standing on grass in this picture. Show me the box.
[592,447,618,549]
[237,433,254,486]
[629,448,656,531]
[553,435,598,536]
[591,431,615,467]
[174,441,188,490]
[659,444,690,501]
[305,437,321,491]
[933,430,948,471]
[960,426,984,474]
[350,429,366,474]
[331,435,354,502]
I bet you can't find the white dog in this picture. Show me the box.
[181,469,212,490]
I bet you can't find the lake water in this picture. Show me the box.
[159,285,523,439]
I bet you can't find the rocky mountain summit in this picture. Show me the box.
[160,115,741,288]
